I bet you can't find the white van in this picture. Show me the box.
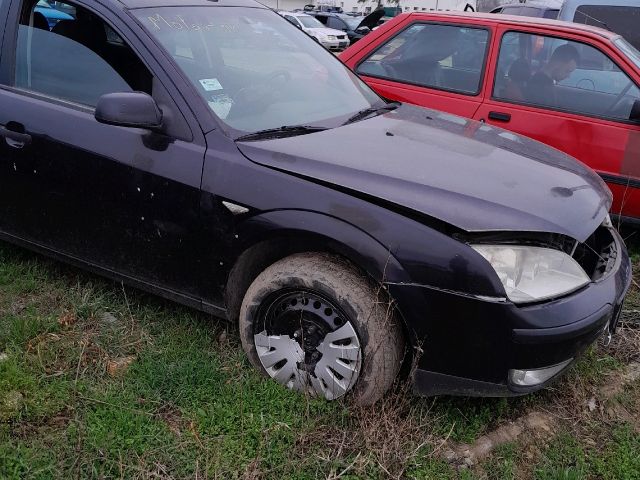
[558,0,640,49]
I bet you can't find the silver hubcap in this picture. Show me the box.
[254,292,362,400]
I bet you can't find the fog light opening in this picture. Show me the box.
[508,358,574,387]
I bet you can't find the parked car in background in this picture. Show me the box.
[0,0,630,405]
[490,0,640,50]
[558,0,640,50]
[490,1,562,18]
[309,10,384,44]
[34,0,74,28]
[279,11,350,50]
[342,12,640,223]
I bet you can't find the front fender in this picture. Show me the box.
[236,209,411,284]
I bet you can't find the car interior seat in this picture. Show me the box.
[32,11,49,30]
[500,58,531,101]
[51,17,107,55]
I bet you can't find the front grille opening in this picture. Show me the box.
[573,226,617,281]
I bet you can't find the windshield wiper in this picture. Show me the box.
[235,125,328,142]
[342,101,401,125]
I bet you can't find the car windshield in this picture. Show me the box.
[298,15,324,28]
[615,37,640,69]
[343,16,362,29]
[134,7,379,135]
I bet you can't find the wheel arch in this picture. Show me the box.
[224,210,412,325]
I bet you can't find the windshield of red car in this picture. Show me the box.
[133,7,380,135]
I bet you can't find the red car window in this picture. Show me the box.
[355,22,490,96]
[493,31,640,123]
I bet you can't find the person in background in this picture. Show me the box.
[526,43,580,106]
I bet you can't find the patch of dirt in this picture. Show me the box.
[442,360,640,467]
[600,361,640,400]
[57,311,77,328]
[11,408,73,439]
[293,384,435,479]
[442,411,554,467]
[155,404,186,437]
[106,355,136,377]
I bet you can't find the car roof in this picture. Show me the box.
[405,11,619,41]
[110,0,266,10]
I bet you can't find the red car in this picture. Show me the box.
[341,12,640,222]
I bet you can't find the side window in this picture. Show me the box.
[356,23,489,95]
[315,15,328,25]
[14,0,152,107]
[493,31,640,122]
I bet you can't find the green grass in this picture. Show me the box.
[0,238,639,479]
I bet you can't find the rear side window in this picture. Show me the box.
[493,31,640,122]
[574,5,640,50]
[356,23,489,96]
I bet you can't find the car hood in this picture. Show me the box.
[356,9,385,30]
[236,105,611,242]
[307,27,348,37]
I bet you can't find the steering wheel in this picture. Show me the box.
[602,80,634,118]
[227,69,292,120]
[576,78,595,91]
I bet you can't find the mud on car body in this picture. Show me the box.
[0,0,631,404]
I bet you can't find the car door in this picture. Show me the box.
[474,26,640,219]
[349,18,493,118]
[0,0,207,300]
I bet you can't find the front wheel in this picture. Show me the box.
[239,253,404,405]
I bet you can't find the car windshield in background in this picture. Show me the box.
[615,37,640,69]
[344,17,362,29]
[134,7,379,135]
[298,15,324,28]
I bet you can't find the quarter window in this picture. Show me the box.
[493,31,640,122]
[13,0,152,107]
[356,23,489,95]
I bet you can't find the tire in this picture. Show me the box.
[239,252,404,405]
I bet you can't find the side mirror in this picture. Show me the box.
[630,99,640,123]
[355,26,370,34]
[95,92,163,130]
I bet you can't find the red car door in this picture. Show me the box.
[342,14,495,119]
[474,25,640,220]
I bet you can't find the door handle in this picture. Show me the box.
[0,125,32,147]
[488,111,511,122]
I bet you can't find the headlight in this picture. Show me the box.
[327,35,336,40]
[471,245,590,303]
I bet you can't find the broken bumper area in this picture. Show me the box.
[393,235,632,398]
